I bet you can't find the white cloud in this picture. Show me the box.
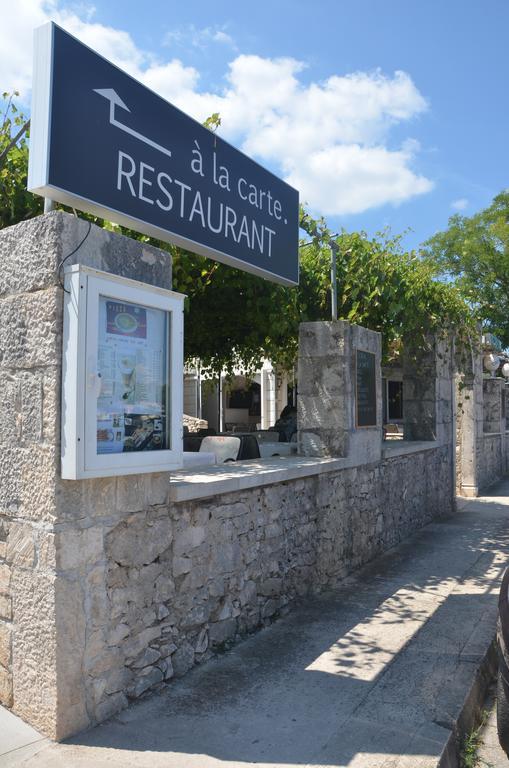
[168,57,433,215]
[0,0,199,98]
[0,0,52,94]
[140,61,200,103]
[212,30,236,47]
[451,198,469,211]
[163,24,237,51]
[1,0,433,217]
[287,144,433,216]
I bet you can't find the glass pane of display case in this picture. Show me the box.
[96,296,170,454]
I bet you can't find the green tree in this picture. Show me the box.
[422,191,509,345]
[297,222,473,360]
[177,213,473,376]
[0,92,42,227]
[0,91,473,373]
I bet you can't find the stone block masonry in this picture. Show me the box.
[52,442,453,737]
[0,213,456,741]
[476,378,508,491]
[0,212,172,739]
[298,320,382,463]
[455,340,509,496]
[455,345,484,497]
[477,433,506,491]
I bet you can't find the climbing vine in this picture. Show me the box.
[0,91,475,375]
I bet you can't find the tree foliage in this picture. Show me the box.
[172,213,473,374]
[0,92,42,227]
[0,91,473,374]
[297,221,474,359]
[422,191,509,345]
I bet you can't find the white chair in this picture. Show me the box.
[182,451,217,468]
[199,436,241,463]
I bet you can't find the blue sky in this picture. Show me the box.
[4,0,508,250]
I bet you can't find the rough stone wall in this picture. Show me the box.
[456,372,509,495]
[455,357,484,497]
[298,321,351,457]
[453,338,509,496]
[403,335,454,443]
[298,321,382,462]
[477,434,506,491]
[0,212,172,738]
[53,473,172,730]
[76,444,452,730]
[483,378,505,434]
[455,380,463,494]
[477,378,507,490]
[474,378,507,491]
[0,214,459,740]
[403,339,437,441]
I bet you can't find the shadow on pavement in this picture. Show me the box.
[44,484,509,768]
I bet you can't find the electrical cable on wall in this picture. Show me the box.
[57,220,92,292]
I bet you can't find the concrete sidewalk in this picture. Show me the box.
[3,479,509,768]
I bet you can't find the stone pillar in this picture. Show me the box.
[403,333,454,444]
[455,345,483,497]
[0,212,172,739]
[483,377,504,434]
[298,320,382,462]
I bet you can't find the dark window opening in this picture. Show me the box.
[388,380,403,421]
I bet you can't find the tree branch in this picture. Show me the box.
[0,118,30,170]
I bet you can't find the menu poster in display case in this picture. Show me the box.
[61,265,184,479]
[96,297,168,455]
[356,349,377,427]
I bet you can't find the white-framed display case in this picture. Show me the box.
[61,265,185,479]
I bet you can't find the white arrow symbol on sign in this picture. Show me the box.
[93,88,172,158]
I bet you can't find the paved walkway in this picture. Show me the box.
[3,479,509,768]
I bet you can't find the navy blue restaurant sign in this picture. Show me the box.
[28,23,299,285]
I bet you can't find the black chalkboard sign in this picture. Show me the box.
[356,350,377,427]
